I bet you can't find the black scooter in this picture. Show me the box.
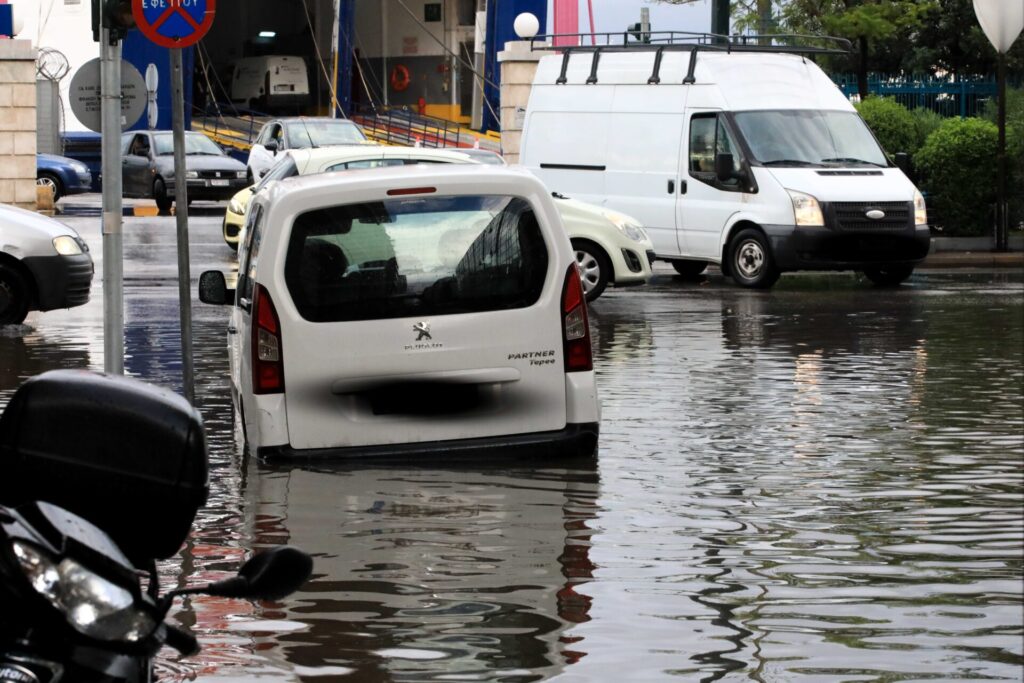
[0,370,312,683]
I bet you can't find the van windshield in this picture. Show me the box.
[284,196,548,322]
[733,110,889,168]
[286,121,367,149]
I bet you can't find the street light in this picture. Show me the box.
[973,0,1024,252]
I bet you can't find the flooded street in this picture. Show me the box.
[1,214,1021,681]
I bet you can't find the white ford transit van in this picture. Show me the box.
[199,165,600,459]
[230,56,310,112]
[521,39,931,288]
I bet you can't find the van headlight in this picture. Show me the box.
[602,210,649,242]
[12,541,156,643]
[53,235,83,255]
[787,190,825,227]
[913,190,928,227]
[185,171,199,179]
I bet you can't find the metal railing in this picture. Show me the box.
[832,73,1002,118]
[530,31,852,55]
[351,104,499,151]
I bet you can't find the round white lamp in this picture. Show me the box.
[514,12,540,40]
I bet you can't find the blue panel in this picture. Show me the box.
[483,0,546,133]
[0,6,13,37]
[122,32,195,131]
[337,0,355,116]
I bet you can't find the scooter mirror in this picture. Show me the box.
[206,546,312,601]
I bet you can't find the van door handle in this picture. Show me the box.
[227,326,238,334]
[679,180,687,195]
[667,180,675,194]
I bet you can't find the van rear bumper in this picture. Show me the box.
[258,423,600,461]
[764,225,931,270]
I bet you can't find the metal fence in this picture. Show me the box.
[832,74,1000,117]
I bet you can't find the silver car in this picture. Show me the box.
[120,131,248,212]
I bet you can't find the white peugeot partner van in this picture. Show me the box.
[520,39,931,288]
[199,165,600,459]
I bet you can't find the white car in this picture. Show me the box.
[199,165,600,459]
[231,146,654,301]
[0,203,93,325]
[246,117,369,182]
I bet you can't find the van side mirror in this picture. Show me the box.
[199,271,233,305]
[265,140,279,154]
[715,152,735,182]
[893,152,910,174]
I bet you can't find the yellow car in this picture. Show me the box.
[223,147,655,301]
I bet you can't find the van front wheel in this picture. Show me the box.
[728,229,780,289]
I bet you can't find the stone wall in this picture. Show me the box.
[498,40,548,164]
[0,40,38,209]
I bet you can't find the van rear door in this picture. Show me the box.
[278,194,567,451]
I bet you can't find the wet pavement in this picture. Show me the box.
[1,212,1022,681]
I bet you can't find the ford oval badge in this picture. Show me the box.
[866,209,886,220]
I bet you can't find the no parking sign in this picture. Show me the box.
[132,0,216,48]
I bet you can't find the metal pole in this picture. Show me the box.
[330,0,341,117]
[100,30,124,375]
[171,48,195,403]
[996,54,1008,252]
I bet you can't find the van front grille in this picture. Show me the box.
[826,201,912,233]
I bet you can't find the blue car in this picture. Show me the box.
[37,153,93,202]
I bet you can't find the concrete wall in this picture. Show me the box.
[498,40,547,163]
[0,40,38,209]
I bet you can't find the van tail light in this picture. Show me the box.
[561,264,593,373]
[252,284,285,394]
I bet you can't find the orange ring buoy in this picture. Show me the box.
[390,64,411,92]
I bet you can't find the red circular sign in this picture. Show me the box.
[132,0,216,49]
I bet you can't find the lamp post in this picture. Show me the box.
[973,0,1023,252]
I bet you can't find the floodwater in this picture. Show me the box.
[1,216,1022,681]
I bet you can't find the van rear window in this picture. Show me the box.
[284,196,548,322]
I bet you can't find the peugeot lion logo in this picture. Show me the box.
[865,209,886,220]
[413,322,432,341]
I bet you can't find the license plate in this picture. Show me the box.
[274,84,294,92]
[210,179,230,187]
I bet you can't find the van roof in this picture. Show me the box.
[261,164,545,208]
[534,50,852,112]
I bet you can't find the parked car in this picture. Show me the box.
[120,131,249,212]
[0,203,93,324]
[199,165,600,459]
[246,117,369,181]
[520,38,931,287]
[36,153,93,202]
[225,146,654,301]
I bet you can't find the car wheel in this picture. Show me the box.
[154,178,173,213]
[0,264,30,325]
[863,265,914,287]
[728,228,780,289]
[572,239,611,302]
[37,173,63,202]
[672,260,707,278]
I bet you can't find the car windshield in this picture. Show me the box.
[286,120,367,149]
[285,195,548,322]
[732,110,889,168]
[153,133,224,156]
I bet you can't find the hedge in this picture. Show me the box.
[856,96,919,156]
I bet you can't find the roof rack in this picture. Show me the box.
[529,32,852,86]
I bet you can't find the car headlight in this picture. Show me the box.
[601,210,649,242]
[72,162,90,174]
[12,541,156,643]
[235,171,247,179]
[185,171,199,179]
[787,189,825,227]
[229,196,248,216]
[53,235,83,255]
[913,189,927,226]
